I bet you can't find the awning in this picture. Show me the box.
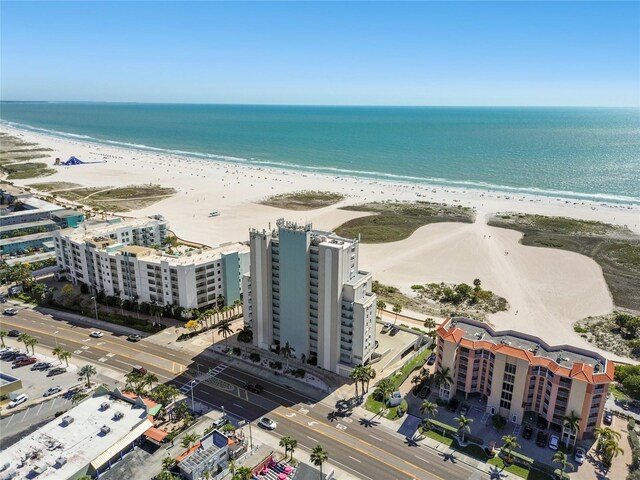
[147,404,162,417]
[90,419,153,471]
[143,426,168,443]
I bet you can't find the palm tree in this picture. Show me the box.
[217,320,234,348]
[18,333,33,352]
[162,456,177,471]
[310,444,328,479]
[180,432,200,449]
[280,341,295,371]
[392,303,402,324]
[423,318,437,337]
[602,439,624,467]
[232,467,253,480]
[0,330,7,348]
[373,377,394,404]
[60,350,72,366]
[125,371,145,393]
[420,400,438,428]
[433,366,454,398]
[143,372,159,393]
[562,411,581,447]
[376,300,387,317]
[594,426,621,452]
[279,436,298,461]
[155,470,176,480]
[350,365,365,397]
[500,435,521,467]
[552,451,574,479]
[78,364,97,388]
[233,299,242,316]
[237,324,253,355]
[52,345,64,363]
[454,414,473,443]
[25,336,38,355]
[362,364,376,393]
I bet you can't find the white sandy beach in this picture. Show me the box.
[2,124,639,361]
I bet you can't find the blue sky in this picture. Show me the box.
[1,1,638,106]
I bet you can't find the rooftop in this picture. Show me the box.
[0,231,54,247]
[0,219,58,234]
[0,388,152,479]
[0,197,64,217]
[113,242,249,266]
[61,216,167,242]
[439,317,613,383]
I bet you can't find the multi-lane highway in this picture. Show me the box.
[1,305,485,480]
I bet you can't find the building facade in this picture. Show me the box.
[243,219,377,376]
[54,217,249,309]
[436,317,614,441]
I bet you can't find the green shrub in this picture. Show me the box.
[249,352,260,362]
[573,326,588,333]
[492,414,507,430]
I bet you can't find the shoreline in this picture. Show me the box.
[2,120,639,207]
[2,122,639,363]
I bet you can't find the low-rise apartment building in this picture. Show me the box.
[436,317,613,441]
[243,219,377,376]
[54,216,249,309]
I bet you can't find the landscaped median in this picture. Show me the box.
[364,347,432,420]
[422,419,554,480]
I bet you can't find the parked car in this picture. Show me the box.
[459,404,470,416]
[603,411,613,425]
[245,383,264,393]
[8,393,28,408]
[381,323,392,334]
[447,398,460,412]
[31,362,51,371]
[2,351,22,361]
[13,357,37,367]
[418,384,431,399]
[622,402,630,411]
[90,331,103,338]
[426,353,436,366]
[43,386,62,397]
[574,447,586,465]
[47,367,67,377]
[536,431,548,447]
[131,365,147,375]
[127,334,142,342]
[3,307,18,315]
[8,329,20,337]
[258,417,277,430]
[522,425,534,440]
[389,326,400,336]
[548,435,559,450]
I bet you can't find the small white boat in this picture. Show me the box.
[209,211,220,217]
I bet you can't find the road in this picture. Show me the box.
[1,306,486,480]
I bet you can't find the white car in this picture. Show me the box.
[8,394,28,408]
[574,447,586,464]
[3,308,18,316]
[90,331,103,338]
[43,386,61,397]
[258,417,277,430]
[548,434,559,450]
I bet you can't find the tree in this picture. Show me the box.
[0,330,6,348]
[280,341,295,371]
[420,401,438,428]
[78,364,97,388]
[392,303,402,324]
[454,414,473,443]
[52,345,64,363]
[25,336,38,355]
[155,469,177,480]
[373,377,394,403]
[143,372,159,393]
[18,333,33,353]
[602,439,624,467]
[161,456,176,471]
[60,350,72,366]
[310,444,328,479]
[423,318,437,337]
[350,365,365,397]
[473,278,482,293]
[180,432,200,449]
[361,364,376,393]
[232,467,253,480]
[376,300,387,317]
[500,435,521,467]
[562,411,581,447]
[237,324,253,355]
[433,366,454,391]
[125,371,145,394]
[217,320,234,348]
[594,426,621,452]
[279,436,297,461]
[185,319,200,334]
[552,451,574,479]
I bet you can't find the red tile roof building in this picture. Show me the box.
[436,317,613,442]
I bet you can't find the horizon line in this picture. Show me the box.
[1,100,638,109]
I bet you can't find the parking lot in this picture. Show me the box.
[375,321,424,373]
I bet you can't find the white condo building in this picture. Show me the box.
[54,216,249,309]
[242,219,377,376]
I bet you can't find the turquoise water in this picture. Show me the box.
[1,102,638,203]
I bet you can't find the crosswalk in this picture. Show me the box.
[179,363,228,393]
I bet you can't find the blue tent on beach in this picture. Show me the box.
[63,156,85,165]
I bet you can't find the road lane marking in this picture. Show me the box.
[36,402,45,415]
[414,455,429,463]
[308,421,318,426]
[306,436,319,443]
[5,414,14,426]
[232,403,243,409]
[276,408,442,480]
[286,412,296,418]
[348,456,362,463]
[369,434,382,441]
[336,424,347,430]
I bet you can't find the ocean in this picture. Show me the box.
[1,102,638,204]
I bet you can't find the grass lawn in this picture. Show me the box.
[27,182,83,192]
[609,383,629,401]
[424,429,453,446]
[335,202,475,243]
[3,162,56,179]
